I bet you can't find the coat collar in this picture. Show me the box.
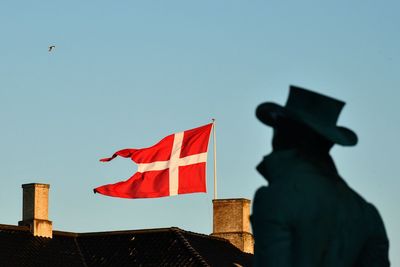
[257,149,339,184]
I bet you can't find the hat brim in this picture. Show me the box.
[256,102,358,146]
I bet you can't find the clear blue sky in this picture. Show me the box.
[1,0,399,264]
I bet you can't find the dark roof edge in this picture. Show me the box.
[0,224,30,232]
[0,224,81,239]
[0,224,212,239]
[76,226,184,237]
[53,230,79,237]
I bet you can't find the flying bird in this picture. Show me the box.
[48,45,55,52]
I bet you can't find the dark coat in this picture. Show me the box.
[251,150,390,267]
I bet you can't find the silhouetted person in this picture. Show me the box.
[251,86,390,266]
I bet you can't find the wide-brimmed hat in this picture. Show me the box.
[256,85,358,146]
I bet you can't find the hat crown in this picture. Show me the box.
[286,86,345,126]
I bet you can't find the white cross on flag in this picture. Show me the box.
[94,123,213,199]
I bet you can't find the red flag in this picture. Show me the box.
[94,123,213,199]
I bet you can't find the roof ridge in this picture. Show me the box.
[171,227,210,267]
[74,236,89,267]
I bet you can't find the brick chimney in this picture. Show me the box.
[211,198,254,253]
[18,183,53,238]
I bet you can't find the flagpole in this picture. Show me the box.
[212,118,217,200]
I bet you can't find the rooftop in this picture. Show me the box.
[0,224,252,266]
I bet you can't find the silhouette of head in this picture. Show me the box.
[272,116,334,155]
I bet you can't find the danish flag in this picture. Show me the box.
[94,123,213,199]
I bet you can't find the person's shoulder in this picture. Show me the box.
[364,202,385,223]
[254,186,270,202]
[365,201,379,212]
[351,197,387,233]
[334,177,370,203]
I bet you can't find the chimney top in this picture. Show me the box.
[211,198,254,253]
[22,183,50,189]
[18,183,53,238]
[212,198,251,204]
